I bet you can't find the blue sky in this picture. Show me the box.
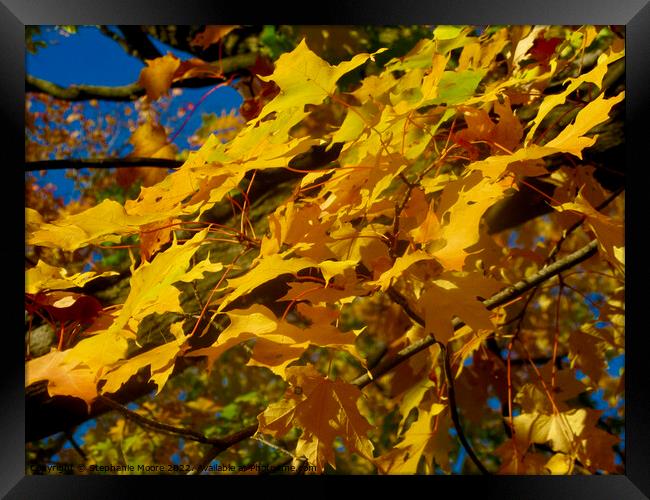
[27,26,243,202]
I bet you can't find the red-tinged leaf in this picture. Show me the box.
[530,36,563,63]
[26,291,102,324]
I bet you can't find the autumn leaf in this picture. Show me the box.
[26,291,103,324]
[189,304,359,378]
[431,171,513,270]
[258,365,374,472]
[257,39,386,123]
[190,25,237,49]
[138,54,181,100]
[525,48,624,143]
[139,218,179,262]
[100,329,186,395]
[418,271,503,343]
[375,406,451,473]
[26,349,98,410]
[28,199,169,251]
[110,228,211,335]
[554,188,624,271]
[25,260,117,294]
[218,252,317,312]
[138,53,226,101]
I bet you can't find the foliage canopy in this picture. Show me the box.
[25,25,625,475]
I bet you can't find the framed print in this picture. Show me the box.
[3,1,649,498]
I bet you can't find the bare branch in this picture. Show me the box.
[98,395,256,448]
[98,395,214,444]
[26,157,183,171]
[116,25,163,60]
[185,425,259,475]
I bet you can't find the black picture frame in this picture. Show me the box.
[3,1,648,498]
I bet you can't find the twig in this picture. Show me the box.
[442,345,490,475]
[251,436,297,458]
[99,395,214,443]
[64,430,87,461]
[185,424,259,475]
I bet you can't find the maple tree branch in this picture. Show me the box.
[26,143,344,172]
[98,395,257,448]
[27,74,143,101]
[386,286,424,326]
[25,158,183,171]
[251,435,298,458]
[97,25,162,61]
[382,291,491,474]
[485,188,623,366]
[354,239,598,475]
[352,239,599,387]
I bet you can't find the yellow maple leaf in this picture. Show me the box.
[370,250,433,291]
[189,305,359,378]
[25,260,118,294]
[469,91,625,181]
[63,329,130,380]
[257,39,386,122]
[218,252,317,312]
[432,172,512,270]
[101,333,185,395]
[545,453,574,474]
[418,272,502,343]
[513,408,587,454]
[110,228,210,335]
[543,91,625,157]
[130,116,176,159]
[28,199,165,251]
[525,49,624,144]
[375,406,451,474]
